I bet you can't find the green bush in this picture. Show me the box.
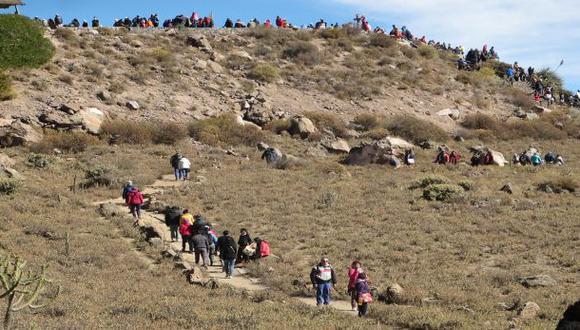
[386,115,448,144]
[410,176,449,189]
[248,64,279,83]
[27,153,51,168]
[423,184,463,201]
[83,165,114,188]
[0,71,15,101]
[458,180,475,191]
[188,115,265,147]
[0,14,54,69]
[0,178,19,195]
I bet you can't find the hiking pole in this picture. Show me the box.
[554,59,564,72]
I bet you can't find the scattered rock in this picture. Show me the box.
[97,203,119,218]
[518,275,556,288]
[207,61,224,74]
[0,153,16,168]
[305,146,328,158]
[518,302,541,319]
[436,108,460,120]
[186,35,213,53]
[321,138,350,154]
[193,59,208,70]
[381,283,404,304]
[288,116,317,139]
[344,137,412,166]
[0,121,42,147]
[75,108,105,134]
[126,101,140,110]
[39,112,83,129]
[58,104,79,115]
[2,167,23,180]
[533,105,552,114]
[210,52,225,62]
[524,112,540,120]
[129,39,144,48]
[149,237,163,247]
[96,90,111,101]
[161,249,178,259]
[230,50,253,61]
[500,183,513,194]
[235,115,262,130]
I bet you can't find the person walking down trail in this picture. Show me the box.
[179,209,194,253]
[178,156,191,181]
[164,206,182,242]
[237,228,252,264]
[216,230,237,279]
[125,186,144,226]
[191,231,210,267]
[310,258,337,306]
[355,273,373,317]
[348,261,364,310]
[170,153,182,181]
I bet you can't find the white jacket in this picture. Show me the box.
[178,157,191,170]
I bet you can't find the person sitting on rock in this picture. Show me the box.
[449,151,461,165]
[531,153,543,166]
[237,228,252,264]
[82,20,88,28]
[404,149,416,165]
[234,19,245,28]
[224,18,233,28]
[92,17,100,28]
[264,19,272,28]
[69,18,80,28]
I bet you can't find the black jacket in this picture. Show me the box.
[164,207,181,227]
[216,236,237,260]
[170,154,181,168]
[238,235,252,248]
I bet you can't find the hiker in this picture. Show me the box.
[234,19,245,28]
[206,225,218,266]
[355,273,372,317]
[506,66,515,85]
[170,152,182,180]
[434,147,450,165]
[404,149,416,165]
[125,186,144,225]
[252,237,271,260]
[121,180,134,200]
[92,17,100,28]
[180,209,194,253]
[224,18,233,28]
[191,231,210,267]
[531,153,543,166]
[348,260,363,310]
[237,228,252,264]
[275,16,283,28]
[449,151,461,165]
[555,155,564,166]
[178,156,191,180]
[82,20,88,28]
[545,152,557,164]
[69,18,80,28]
[164,206,182,242]
[310,258,337,306]
[54,14,63,27]
[216,231,237,278]
[264,19,272,28]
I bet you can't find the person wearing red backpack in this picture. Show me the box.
[125,187,144,226]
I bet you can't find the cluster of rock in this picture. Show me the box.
[343,137,413,167]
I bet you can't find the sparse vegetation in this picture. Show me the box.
[188,115,265,147]
[303,111,349,138]
[369,34,396,48]
[248,63,279,83]
[386,115,448,144]
[0,71,15,101]
[0,15,54,69]
[353,113,381,131]
[0,178,19,195]
[282,41,321,66]
[83,164,114,188]
[418,45,437,59]
[30,131,99,154]
[423,183,463,201]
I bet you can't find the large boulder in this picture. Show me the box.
[38,112,83,129]
[321,138,351,154]
[186,35,213,53]
[243,103,275,127]
[436,108,460,120]
[0,121,42,147]
[74,108,105,135]
[518,302,541,319]
[519,275,556,288]
[288,116,317,139]
[469,146,507,167]
[344,137,411,166]
[380,283,404,304]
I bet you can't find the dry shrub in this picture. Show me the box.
[538,178,578,193]
[504,120,566,140]
[386,115,448,144]
[59,73,74,85]
[282,41,321,66]
[264,119,291,134]
[303,111,349,138]
[362,128,389,140]
[461,113,499,130]
[369,34,396,48]
[100,120,153,144]
[248,64,279,83]
[353,113,381,131]
[188,114,265,147]
[151,122,187,145]
[0,178,19,195]
[149,48,173,63]
[30,131,99,154]
[53,28,78,43]
[504,87,534,109]
[0,72,15,101]
[401,47,418,59]
[418,45,436,59]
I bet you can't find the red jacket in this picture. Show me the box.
[126,189,144,206]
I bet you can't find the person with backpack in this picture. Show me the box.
[252,237,271,260]
[125,186,144,226]
[355,272,372,317]
[170,153,182,181]
[348,260,363,310]
[164,206,182,242]
[206,226,218,266]
[237,229,252,264]
[216,231,237,279]
[179,209,194,253]
[91,17,100,28]
[178,156,191,181]
[191,231,210,267]
[310,258,337,306]
[121,180,134,200]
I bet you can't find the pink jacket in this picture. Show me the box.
[348,267,360,289]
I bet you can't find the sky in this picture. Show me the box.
[5,0,580,90]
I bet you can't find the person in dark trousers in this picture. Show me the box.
[125,186,144,226]
[310,258,337,306]
[236,228,252,264]
[191,232,210,267]
[164,206,182,242]
[354,272,372,317]
[170,152,182,181]
[216,231,237,279]
[179,211,193,253]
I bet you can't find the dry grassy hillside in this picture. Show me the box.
[1,23,579,330]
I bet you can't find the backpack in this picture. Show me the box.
[128,190,143,205]
[259,241,271,257]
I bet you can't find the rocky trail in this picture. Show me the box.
[96,174,358,316]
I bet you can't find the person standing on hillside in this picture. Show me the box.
[178,156,191,181]
[355,272,372,317]
[310,258,337,306]
[179,209,194,253]
[191,231,210,267]
[125,186,144,226]
[216,231,237,279]
[236,229,252,264]
[170,152,182,180]
[348,260,364,310]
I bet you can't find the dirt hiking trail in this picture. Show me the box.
[96,174,358,316]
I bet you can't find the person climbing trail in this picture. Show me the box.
[125,186,144,226]
[355,272,372,317]
[179,209,194,253]
[216,230,237,279]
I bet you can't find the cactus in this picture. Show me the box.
[0,255,60,329]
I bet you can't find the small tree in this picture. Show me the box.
[0,255,59,329]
